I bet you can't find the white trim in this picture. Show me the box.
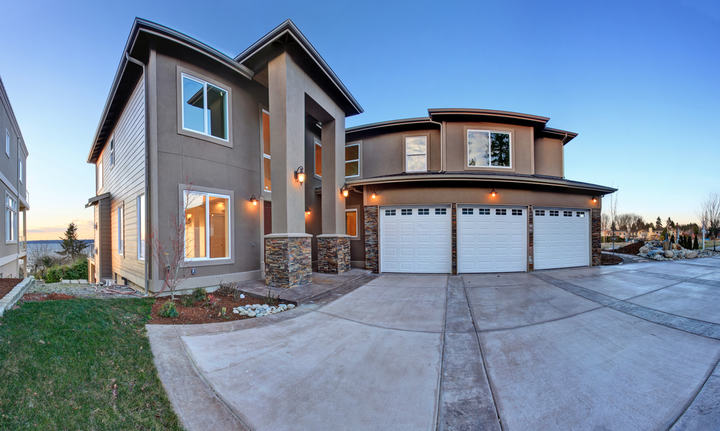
[180,72,230,142]
[0,252,19,268]
[117,203,124,256]
[313,136,322,178]
[137,194,145,260]
[404,135,428,173]
[345,141,361,178]
[466,129,513,169]
[5,193,16,244]
[181,187,233,263]
[97,160,103,191]
[345,208,358,238]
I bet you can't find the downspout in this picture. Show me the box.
[125,52,150,296]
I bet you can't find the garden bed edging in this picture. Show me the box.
[0,277,35,317]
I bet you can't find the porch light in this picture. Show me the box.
[371,191,377,200]
[341,185,349,198]
[490,188,497,198]
[249,194,258,206]
[592,196,598,204]
[294,166,306,184]
[305,207,311,216]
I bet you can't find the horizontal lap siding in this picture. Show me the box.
[100,77,146,287]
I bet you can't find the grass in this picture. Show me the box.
[0,298,182,430]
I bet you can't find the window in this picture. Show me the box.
[345,209,358,237]
[418,208,430,215]
[462,208,474,215]
[385,209,396,216]
[467,130,511,168]
[5,129,9,157]
[405,136,427,172]
[345,142,360,177]
[117,204,124,256]
[478,208,490,215]
[496,209,507,215]
[564,211,573,217]
[435,208,447,215]
[97,161,103,191]
[535,210,545,216]
[576,212,586,218]
[137,194,145,260]
[18,159,22,183]
[262,110,271,192]
[109,138,115,166]
[401,208,413,216]
[5,194,16,243]
[314,137,322,178]
[181,73,229,140]
[512,209,523,216]
[550,210,559,216]
[184,190,231,260]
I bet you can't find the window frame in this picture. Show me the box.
[345,141,361,178]
[117,203,124,256]
[97,160,103,191]
[5,193,16,244]
[18,158,22,184]
[345,208,358,238]
[313,137,322,178]
[180,185,234,266]
[403,135,428,173]
[137,194,145,260]
[465,128,513,170]
[109,136,115,167]
[177,67,232,147]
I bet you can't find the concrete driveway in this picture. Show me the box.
[148,256,720,431]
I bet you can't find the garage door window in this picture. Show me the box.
[418,208,430,215]
[401,208,413,215]
[512,209,523,216]
[496,209,507,215]
[576,212,586,217]
[550,210,559,216]
[462,208,473,215]
[535,209,545,216]
[385,209,396,216]
[478,208,490,215]
[564,211,572,217]
[435,208,447,215]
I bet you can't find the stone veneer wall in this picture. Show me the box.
[265,236,312,288]
[527,205,534,271]
[364,206,378,273]
[317,236,351,273]
[591,208,601,266]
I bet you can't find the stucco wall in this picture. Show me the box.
[358,128,441,178]
[534,137,564,177]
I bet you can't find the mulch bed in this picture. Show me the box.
[21,292,76,302]
[601,253,623,265]
[0,278,23,300]
[614,241,645,255]
[149,292,294,325]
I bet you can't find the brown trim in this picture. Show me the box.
[428,108,549,125]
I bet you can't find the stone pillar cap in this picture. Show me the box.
[264,233,313,239]
[316,234,351,238]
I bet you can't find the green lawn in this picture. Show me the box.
[0,298,181,430]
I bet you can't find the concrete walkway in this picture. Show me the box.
[148,256,720,430]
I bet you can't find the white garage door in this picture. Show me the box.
[458,206,527,273]
[380,206,451,273]
[534,208,590,270]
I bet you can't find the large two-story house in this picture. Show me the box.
[86,18,614,292]
[0,76,29,277]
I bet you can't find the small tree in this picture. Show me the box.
[58,222,88,261]
[655,217,663,230]
[693,235,699,250]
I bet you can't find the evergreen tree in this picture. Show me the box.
[693,236,699,250]
[58,222,88,261]
[655,217,663,230]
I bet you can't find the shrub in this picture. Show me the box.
[43,258,89,283]
[191,288,207,303]
[159,301,179,318]
[216,282,236,296]
[180,295,195,307]
[45,266,64,283]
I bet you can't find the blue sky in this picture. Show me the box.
[1,0,718,239]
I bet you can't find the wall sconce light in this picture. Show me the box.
[490,188,497,198]
[249,194,258,206]
[592,196,598,204]
[341,184,349,198]
[371,191,377,200]
[305,207,311,216]
[294,166,306,184]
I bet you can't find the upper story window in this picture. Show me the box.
[5,194,16,243]
[262,110,271,192]
[314,137,322,178]
[345,142,360,177]
[184,189,231,261]
[109,138,115,166]
[467,130,511,168]
[181,73,229,141]
[5,129,9,157]
[405,136,427,172]
[97,160,103,191]
[18,158,23,184]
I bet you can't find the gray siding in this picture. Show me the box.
[96,77,146,287]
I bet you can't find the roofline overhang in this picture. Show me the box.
[0,76,29,157]
[86,192,111,208]
[428,108,549,125]
[346,117,439,137]
[235,19,363,116]
[346,173,617,195]
[87,18,255,163]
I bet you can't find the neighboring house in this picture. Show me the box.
[0,76,29,278]
[86,18,615,292]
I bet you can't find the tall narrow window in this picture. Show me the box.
[314,137,322,178]
[345,209,358,237]
[18,159,22,183]
[467,130,511,168]
[97,161,103,191]
[5,194,16,243]
[137,194,145,260]
[109,138,115,166]
[181,73,229,140]
[345,142,360,177]
[262,110,271,192]
[5,129,9,157]
[184,190,231,261]
[405,136,427,172]
[117,204,124,256]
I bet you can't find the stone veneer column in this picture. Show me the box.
[591,208,601,266]
[265,234,312,288]
[364,206,378,273]
[527,205,534,271]
[317,235,351,273]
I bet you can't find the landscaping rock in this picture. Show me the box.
[232,302,295,318]
[664,250,674,258]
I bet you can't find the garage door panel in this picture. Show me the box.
[458,206,527,273]
[380,206,451,273]
[534,209,590,270]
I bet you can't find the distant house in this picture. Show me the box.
[602,229,627,240]
[0,76,29,277]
